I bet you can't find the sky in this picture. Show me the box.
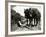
[12,5,42,17]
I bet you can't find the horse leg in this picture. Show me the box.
[34,18,35,26]
[28,19,31,26]
[39,19,40,25]
[35,19,36,25]
[29,18,33,26]
[36,18,39,26]
[36,19,37,26]
[26,19,29,26]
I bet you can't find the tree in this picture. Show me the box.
[11,9,21,26]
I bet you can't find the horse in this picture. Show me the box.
[27,8,41,27]
[24,9,30,26]
[31,8,41,26]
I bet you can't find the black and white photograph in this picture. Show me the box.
[8,2,44,35]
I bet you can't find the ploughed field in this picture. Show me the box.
[11,22,41,31]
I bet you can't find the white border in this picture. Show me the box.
[8,2,44,35]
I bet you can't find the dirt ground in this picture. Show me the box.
[11,23,41,32]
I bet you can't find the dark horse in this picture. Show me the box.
[29,8,41,26]
[24,8,41,27]
[32,8,41,26]
[24,9,30,26]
